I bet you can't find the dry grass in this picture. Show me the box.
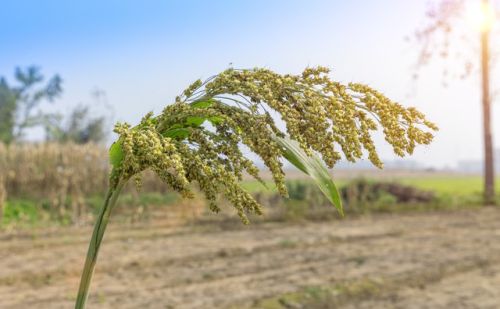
[0,143,171,221]
[0,175,5,222]
[0,143,108,215]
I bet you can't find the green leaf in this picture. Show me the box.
[160,99,225,141]
[190,99,215,109]
[186,116,205,127]
[162,127,191,139]
[208,116,224,125]
[189,99,225,126]
[109,141,123,168]
[189,99,224,125]
[273,135,343,216]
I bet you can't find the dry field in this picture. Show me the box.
[2,207,500,308]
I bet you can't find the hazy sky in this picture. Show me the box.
[1,0,499,168]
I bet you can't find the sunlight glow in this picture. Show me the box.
[466,1,495,32]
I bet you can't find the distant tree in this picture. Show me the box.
[46,105,107,144]
[414,0,499,204]
[0,79,16,143]
[0,66,63,143]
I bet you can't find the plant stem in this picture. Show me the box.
[75,181,125,309]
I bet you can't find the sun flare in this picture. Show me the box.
[466,1,495,31]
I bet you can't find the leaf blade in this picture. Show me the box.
[109,141,123,168]
[162,127,191,139]
[274,136,343,216]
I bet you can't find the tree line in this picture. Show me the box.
[0,66,107,144]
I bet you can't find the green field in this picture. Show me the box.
[243,175,500,196]
[399,176,500,197]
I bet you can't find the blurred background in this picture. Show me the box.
[1,0,500,308]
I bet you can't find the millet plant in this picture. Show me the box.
[75,66,437,308]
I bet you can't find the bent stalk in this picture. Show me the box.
[75,181,125,309]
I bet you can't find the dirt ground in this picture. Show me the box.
[2,207,500,308]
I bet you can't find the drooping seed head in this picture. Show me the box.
[110,66,437,222]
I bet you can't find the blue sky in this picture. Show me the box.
[1,0,499,168]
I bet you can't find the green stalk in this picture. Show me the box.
[75,181,125,309]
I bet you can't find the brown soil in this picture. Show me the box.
[2,207,500,308]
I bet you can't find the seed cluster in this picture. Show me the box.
[111,67,437,222]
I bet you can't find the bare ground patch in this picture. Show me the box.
[2,208,500,308]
